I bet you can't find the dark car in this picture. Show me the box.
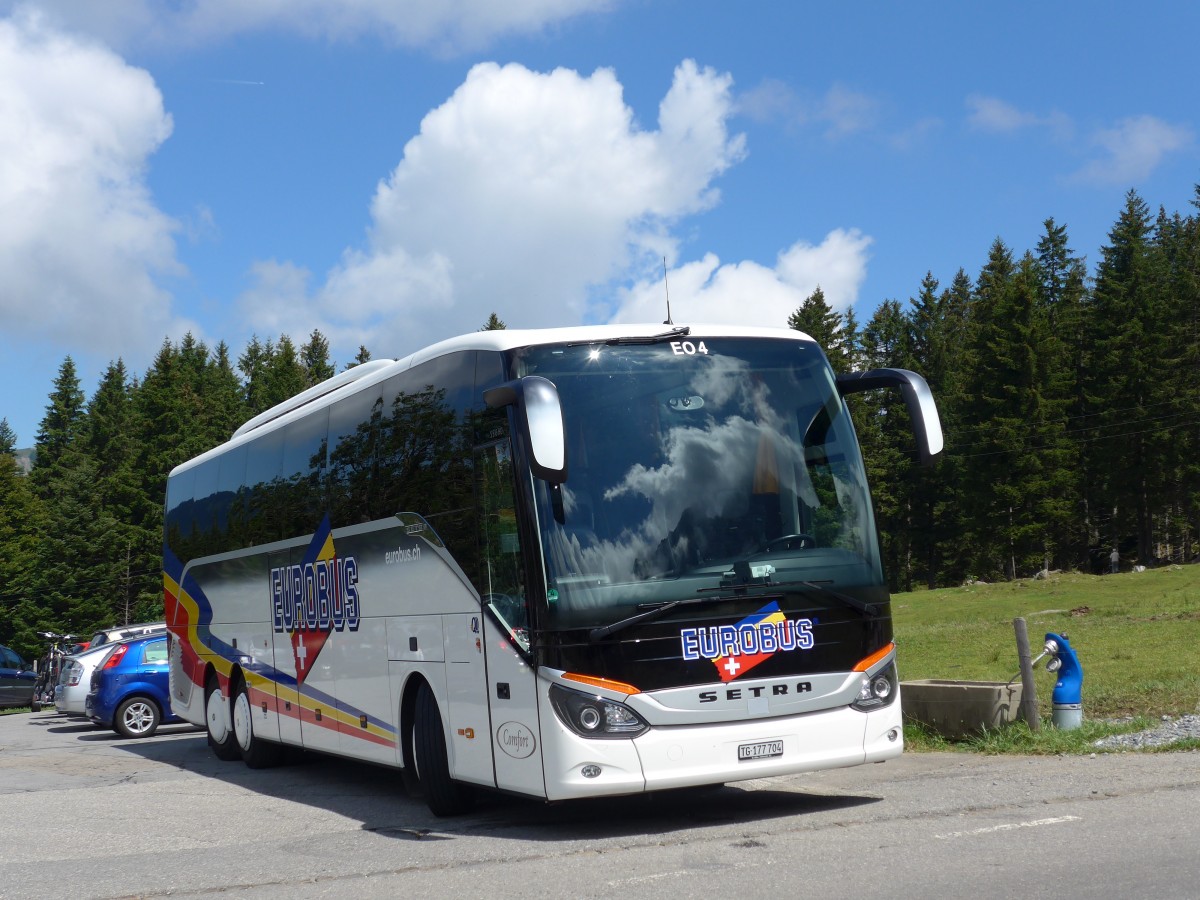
[86,635,180,738]
[0,643,37,710]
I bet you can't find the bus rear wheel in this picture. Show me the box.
[232,678,284,769]
[413,682,474,817]
[205,676,240,761]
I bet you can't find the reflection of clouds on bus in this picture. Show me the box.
[542,359,823,600]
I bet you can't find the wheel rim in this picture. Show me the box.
[233,690,253,752]
[123,701,156,736]
[206,687,229,743]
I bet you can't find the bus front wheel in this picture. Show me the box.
[205,676,240,761]
[413,682,474,817]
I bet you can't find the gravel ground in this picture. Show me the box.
[1094,714,1200,750]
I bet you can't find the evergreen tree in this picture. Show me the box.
[929,268,975,584]
[857,299,916,590]
[29,445,123,632]
[239,335,275,416]
[135,340,211,536]
[481,312,507,331]
[1034,219,1089,569]
[205,341,249,440]
[905,272,952,587]
[841,307,862,373]
[86,361,134,485]
[958,238,1024,578]
[31,357,85,494]
[345,345,372,370]
[1147,200,1200,563]
[301,329,337,384]
[1083,191,1164,565]
[260,334,308,412]
[788,286,848,373]
[85,361,156,626]
[0,419,44,650]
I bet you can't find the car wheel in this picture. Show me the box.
[413,681,474,816]
[231,678,283,769]
[114,696,161,739]
[205,676,240,761]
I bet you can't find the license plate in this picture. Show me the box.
[738,740,784,761]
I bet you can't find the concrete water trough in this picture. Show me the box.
[900,679,1024,739]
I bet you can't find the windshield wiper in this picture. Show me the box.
[795,580,881,618]
[605,326,690,346]
[698,575,881,619]
[587,593,731,642]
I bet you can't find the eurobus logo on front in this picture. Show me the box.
[268,514,361,684]
[679,600,814,683]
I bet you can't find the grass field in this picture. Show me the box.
[892,564,1200,719]
[892,564,1200,751]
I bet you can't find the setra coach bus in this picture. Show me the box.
[163,323,942,815]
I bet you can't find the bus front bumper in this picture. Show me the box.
[541,700,903,802]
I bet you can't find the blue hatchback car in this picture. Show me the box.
[86,635,180,738]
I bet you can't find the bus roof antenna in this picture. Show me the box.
[662,256,673,325]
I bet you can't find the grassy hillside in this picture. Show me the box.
[892,565,1200,720]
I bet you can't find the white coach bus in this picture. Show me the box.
[163,324,942,815]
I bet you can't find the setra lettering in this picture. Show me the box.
[699,682,814,703]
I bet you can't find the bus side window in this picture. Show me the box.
[475,437,529,645]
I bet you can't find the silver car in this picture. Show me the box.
[57,643,124,718]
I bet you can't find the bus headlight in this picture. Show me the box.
[550,685,648,739]
[851,663,898,711]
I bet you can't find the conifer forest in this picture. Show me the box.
[2,186,1198,660]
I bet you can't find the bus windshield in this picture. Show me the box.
[514,337,883,631]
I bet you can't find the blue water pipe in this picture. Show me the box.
[1043,632,1083,729]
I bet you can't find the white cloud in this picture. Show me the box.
[241,59,748,354]
[0,12,190,360]
[609,228,873,327]
[966,95,1040,133]
[737,78,877,139]
[6,0,612,53]
[965,94,1073,140]
[821,83,878,138]
[1072,115,1193,185]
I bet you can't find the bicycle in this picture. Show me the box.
[30,632,81,711]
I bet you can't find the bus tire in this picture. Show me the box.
[413,682,474,817]
[205,676,240,761]
[232,677,284,769]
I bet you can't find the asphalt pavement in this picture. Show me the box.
[2,709,1198,899]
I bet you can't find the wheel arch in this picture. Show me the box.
[399,672,430,774]
[117,690,162,715]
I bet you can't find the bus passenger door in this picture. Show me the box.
[484,615,542,796]
[477,439,546,798]
[443,612,494,786]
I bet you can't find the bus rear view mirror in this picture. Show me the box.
[836,368,944,466]
[484,375,569,484]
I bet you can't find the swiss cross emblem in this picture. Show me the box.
[291,628,331,685]
[289,516,337,685]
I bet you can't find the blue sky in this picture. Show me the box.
[2,1,1197,447]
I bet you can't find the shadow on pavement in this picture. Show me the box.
[105,726,880,843]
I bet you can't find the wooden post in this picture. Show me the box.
[1013,617,1040,732]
